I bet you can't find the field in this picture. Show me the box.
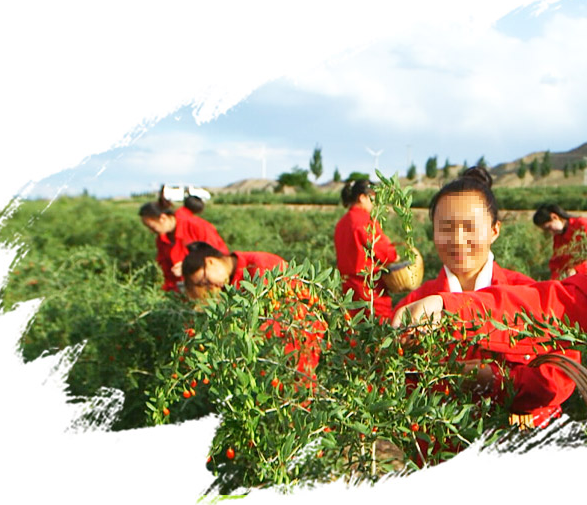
[1,192,585,492]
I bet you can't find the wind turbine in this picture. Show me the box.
[366,147,383,180]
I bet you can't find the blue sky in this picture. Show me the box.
[28,0,587,198]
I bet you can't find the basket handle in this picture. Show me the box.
[529,353,587,407]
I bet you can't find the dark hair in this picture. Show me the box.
[184,195,205,214]
[138,185,176,218]
[182,241,226,280]
[138,201,175,218]
[429,166,499,225]
[533,204,573,226]
[341,179,374,208]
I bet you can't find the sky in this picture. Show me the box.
[23,0,587,199]
[3,1,587,504]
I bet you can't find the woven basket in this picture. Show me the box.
[382,247,424,293]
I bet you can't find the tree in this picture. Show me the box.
[476,156,487,169]
[406,163,417,181]
[443,158,451,179]
[277,166,311,191]
[529,158,540,176]
[458,160,468,176]
[540,150,551,177]
[563,163,570,178]
[516,160,527,179]
[309,145,323,181]
[346,171,370,182]
[425,156,438,179]
[333,167,341,182]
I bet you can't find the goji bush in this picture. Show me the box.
[153,259,558,492]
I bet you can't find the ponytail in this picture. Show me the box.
[341,179,373,208]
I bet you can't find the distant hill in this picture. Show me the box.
[490,141,587,187]
[207,142,587,194]
[399,142,587,190]
[209,178,278,194]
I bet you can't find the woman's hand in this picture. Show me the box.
[391,295,444,329]
[391,295,444,346]
[171,261,183,278]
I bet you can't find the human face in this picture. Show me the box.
[141,214,175,235]
[539,213,566,236]
[433,191,500,277]
[186,257,230,291]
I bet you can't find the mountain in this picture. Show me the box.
[490,141,587,187]
[207,143,587,194]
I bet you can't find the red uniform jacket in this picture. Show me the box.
[156,207,229,291]
[334,206,397,320]
[439,275,586,426]
[229,251,287,288]
[549,216,587,279]
[393,262,534,316]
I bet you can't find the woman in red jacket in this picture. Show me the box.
[391,273,584,429]
[533,203,587,279]
[334,179,398,321]
[139,197,229,292]
[393,166,534,315]
[182,241,322,378]
[181,241,286,295]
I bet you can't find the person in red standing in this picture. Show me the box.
[138,194,229,292]
[393,166,534,315]
[182,241,323,380]
[533,203,587,280]
[334,179,398,321]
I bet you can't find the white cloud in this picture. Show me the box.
[289,3,586,151]
[118,130,310,182]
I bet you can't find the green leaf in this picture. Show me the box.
[380,337,394,349]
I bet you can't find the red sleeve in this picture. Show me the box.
[440,277,587,414]
[155,237,179,291]
[441,275,587,331]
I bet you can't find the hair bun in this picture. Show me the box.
[461,165,493,189]
[341,182,354,207]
